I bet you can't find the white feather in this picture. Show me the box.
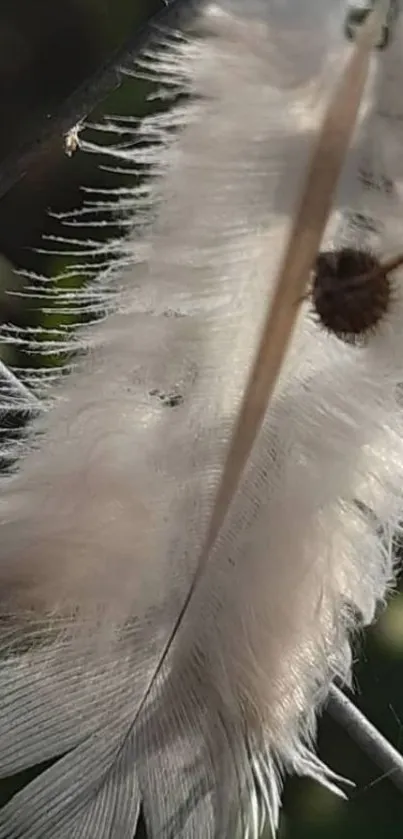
[0,1,402,837]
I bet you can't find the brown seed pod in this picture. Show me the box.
[311,247,395,342]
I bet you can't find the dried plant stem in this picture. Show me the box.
[0,0,198,202]
[377,251,403,277]
[124,4,386,735]
[206,4,384,550]
[328,685,403,793]
[338,251,403,288]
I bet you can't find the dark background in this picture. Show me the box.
[0,1,402,836]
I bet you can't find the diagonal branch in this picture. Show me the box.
[328,685,403,793]
[0,0,198,203]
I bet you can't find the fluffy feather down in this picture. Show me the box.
[0,1,402,837]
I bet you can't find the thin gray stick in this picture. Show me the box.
[328,685,403,793]
[0,0,198,202]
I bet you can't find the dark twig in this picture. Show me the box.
[327,684,403,793]
[0,0,198,203]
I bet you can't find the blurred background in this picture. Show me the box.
[0,1,402,836]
